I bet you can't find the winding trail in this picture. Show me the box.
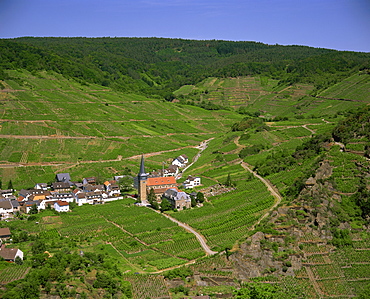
[153,209,217,256]
[176,137,214,179]
[0,139,210,169]
[232,135,283,228]
[240,161,283,229]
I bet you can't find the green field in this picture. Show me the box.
[1,67,370,298]
[0,69,242,188]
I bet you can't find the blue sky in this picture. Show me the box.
[0,0,369,52]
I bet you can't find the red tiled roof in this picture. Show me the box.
[56,200,69,206]
[73,188,81,194]
[17,196,25,202]
[147,177,176,186]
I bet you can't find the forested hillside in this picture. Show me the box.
[1,37,369,98]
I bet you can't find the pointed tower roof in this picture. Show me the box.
[139,155,145,174]
[138,155,148,180]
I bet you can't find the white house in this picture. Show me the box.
[103,181,121,197]
[38,199,58,210]
[76,193,87,206]
[172,154,188,168]
[163,165,179,177]
[0,245,24,262]
[183,175,201,189]
[52,192,75,202]
[0,200,13,218]
[34,183,48,191]
[0,189,14,198]
[54,200,69,212]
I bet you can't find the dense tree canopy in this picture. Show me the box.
[1,37,369,98]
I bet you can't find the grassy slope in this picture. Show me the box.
[0,69,242,188]
[175,74,369,118]
[1,70,370,298]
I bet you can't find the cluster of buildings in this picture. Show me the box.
[136,154,201,211]
[0,173,123,218]
[0,153,202,218]
[0,153,202,265]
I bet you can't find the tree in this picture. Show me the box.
[93,272,119,296]
[147,188,159,210]
[29,204,38,214]
[233,283,281,299]
[15,256,23,265]
[7,180,13,190]
[191,195,197,207]
[196,191,205,203]
[160,198,172,212]
[32,239,47,255]
[225,173,235,187]
[118,176,134,192]
[225,246,232,260]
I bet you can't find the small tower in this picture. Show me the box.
[137,155,148,203]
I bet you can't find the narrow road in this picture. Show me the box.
[153,209,217,256]
[177,137,214,179]
[240,161,283,229]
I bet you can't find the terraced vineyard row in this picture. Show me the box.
[171,177,275,250]
[0,266,30,285]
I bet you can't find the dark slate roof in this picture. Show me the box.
[163,188,190,201]
[24,200,40,207]
[11,200,20,208]
[138,155,148,180]
[56,173,71,182]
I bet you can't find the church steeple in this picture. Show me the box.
[138,154,147,180]
[137,155,148,203]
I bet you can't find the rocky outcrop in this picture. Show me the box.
[230,160,336,281]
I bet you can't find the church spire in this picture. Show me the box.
[139,154,146,175]
[138,154,148,181]
[137,155,148,203]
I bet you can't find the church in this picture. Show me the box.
[137,155,178,204]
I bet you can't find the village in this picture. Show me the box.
[0,153,202,219]
[0,153,204,262]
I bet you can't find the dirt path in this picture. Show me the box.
[302,124,316,135]
[157,210,218,256]
[0,139,213,169]
[0,134,96,139]
[151,260,198,274]
[105,242,142,273]
[177,137,214,179]
[305,266,324,297]
[240,161,283,229]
